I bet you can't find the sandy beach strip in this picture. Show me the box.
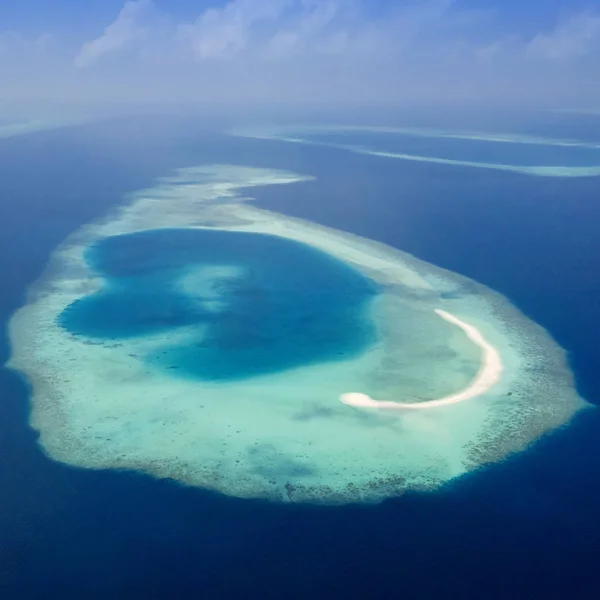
[340,309,504,410]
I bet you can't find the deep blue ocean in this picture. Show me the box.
[1,113,600,599]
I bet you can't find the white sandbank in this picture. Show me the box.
[361,148,600,178]
[341,309,503,410]
[231,126,600,178]
[7,164,588,504]
[251,124,600,149]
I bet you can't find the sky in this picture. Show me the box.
[1,0,599,110]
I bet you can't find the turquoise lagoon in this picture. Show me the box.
[60,228,377,381]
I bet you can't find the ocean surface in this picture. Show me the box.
[1,113,600,598]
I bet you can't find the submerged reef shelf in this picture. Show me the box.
[7,164,588,504]
[245,124,600,149]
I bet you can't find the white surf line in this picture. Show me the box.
[233,133,600,178]
[340,309,503,410]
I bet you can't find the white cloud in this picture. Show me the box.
[74,0,156,67]
[3,0,598,107]
[81,0,600,71]
[172,0,461,61]
[176,0,294,60]
[266,1,348,56]
[526,12,600,60]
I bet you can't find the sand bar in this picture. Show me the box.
[341,309,503,410]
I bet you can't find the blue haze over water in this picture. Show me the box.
[61,228,377,380]
[1,113,600,598]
